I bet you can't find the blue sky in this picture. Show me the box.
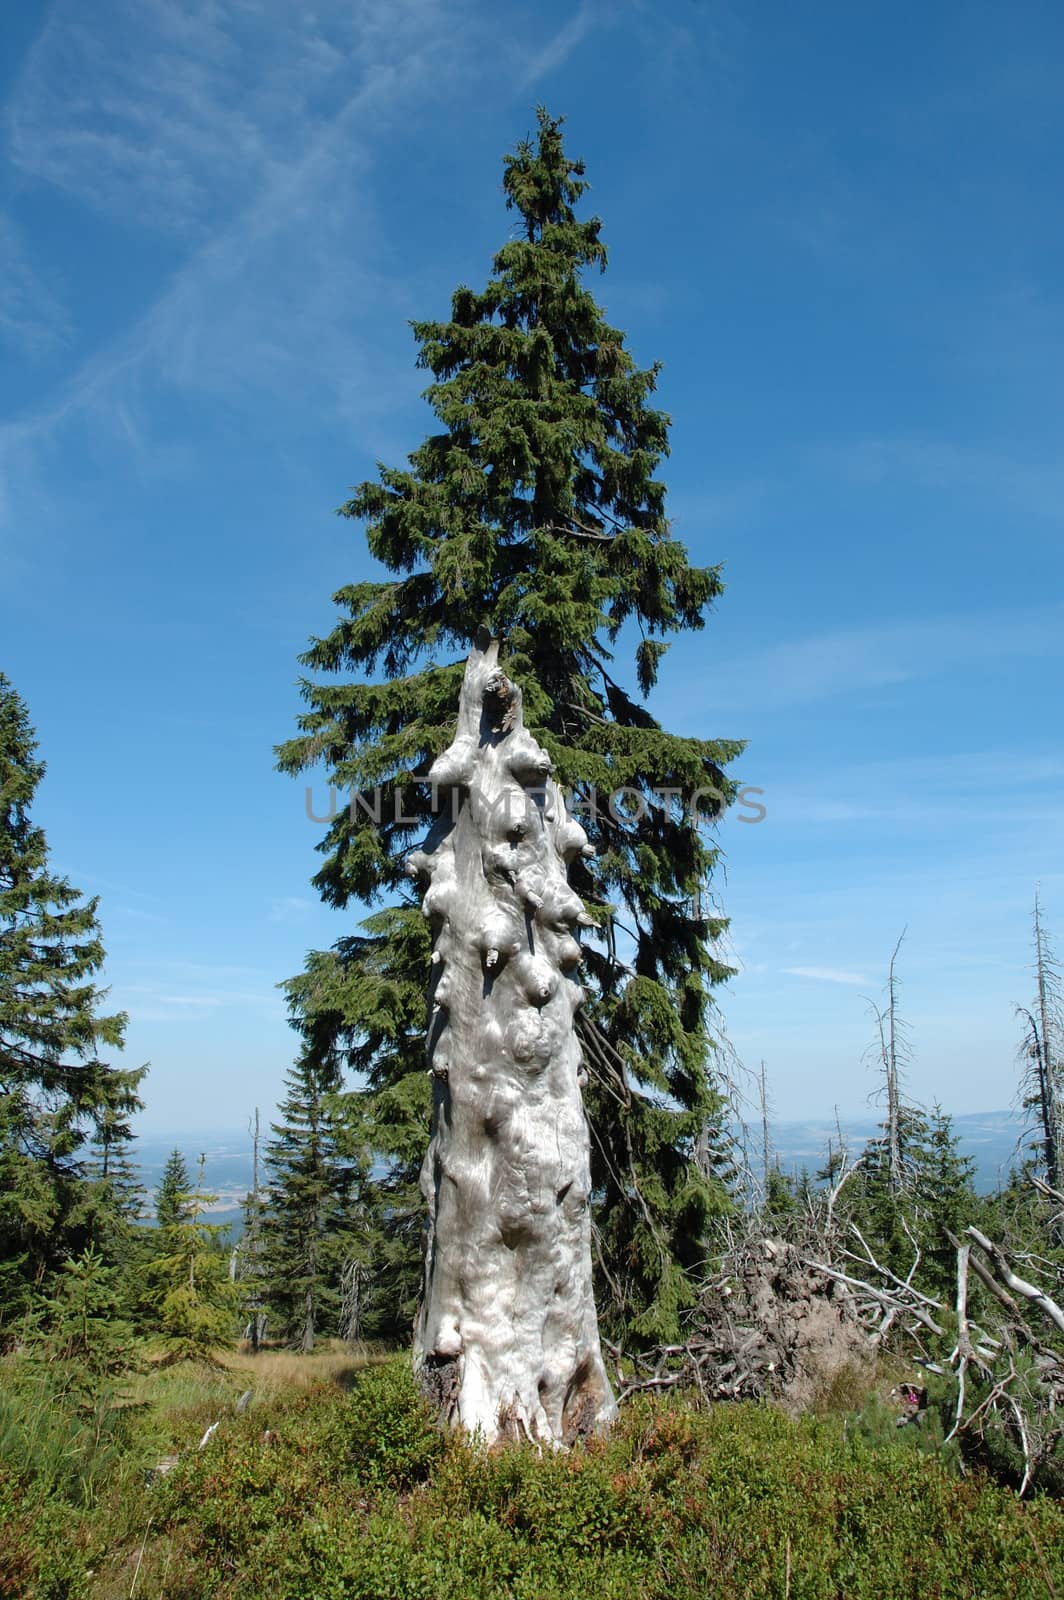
[1,0,1061,1133]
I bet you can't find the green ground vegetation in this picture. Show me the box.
[4,1352,1064,1600]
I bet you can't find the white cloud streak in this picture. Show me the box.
[0,0,624,541]
[521,2,599,86]
[784,966,871,987]
[0,0,477,525]
[709,604,1064,712]
[822,436,1064,522]
[0,214,69,358]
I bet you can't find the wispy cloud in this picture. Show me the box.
[0,215,69,358]
[785,966,871,987]
[750,747,1064,832]
[157,993,225,1008]
[6,0,445,239]
[121,973,285,1024]
[713,604,1064,712]
[0,0,476,526]
[821,437,1064,522]
[520,3,600,86]
[113,905,167,925]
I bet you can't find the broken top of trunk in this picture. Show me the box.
[410,633,616,1445]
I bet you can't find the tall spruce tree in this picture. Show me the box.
[0,673,140,1320]
[261,1053,370,1352]
[278,109,742,1344]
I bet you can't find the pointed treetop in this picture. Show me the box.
[503,108,599,249]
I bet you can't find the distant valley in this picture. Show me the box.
[136,1108,1032,1229]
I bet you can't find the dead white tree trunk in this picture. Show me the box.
[410,634,616,1445]
[759,1060,771,1204]
[1032,891,1063,1190]
[885,931,906,1195]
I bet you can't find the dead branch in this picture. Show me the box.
[966,1227,1064,1336]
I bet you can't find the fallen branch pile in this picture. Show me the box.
[606,1234,872,1414]
[608,1208,1064,1493]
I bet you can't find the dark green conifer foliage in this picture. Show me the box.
[261,1054,370,1352]
[155,1148,192,1230]
[277,110,742,1345]
[146,1155,237,1364]
[38,1245,135,1392]
[281,914,428,1342]
[86,1096,144,1217]
[916,1105,978,1294]
[82,1074,147,1271]
[0,674,136,1319]
[841,1106,977,1300]
[763,1162,800,1223]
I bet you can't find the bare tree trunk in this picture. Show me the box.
[759,1060,771,1203]
[885,931,906,1195]
[1033,892,1062,1190]
[301,1284,315,1355]
[339,1257,366,1346]
[300,1216,317,1355]
[248,1107,265,1352]
[410,635,616,1445]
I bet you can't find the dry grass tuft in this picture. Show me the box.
[224,1339,393,1393]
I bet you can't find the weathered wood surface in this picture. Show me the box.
[410,634,616,1445]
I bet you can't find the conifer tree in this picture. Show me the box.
[146,1155,236,1364]
[0,673,138,1319]
[278,109,741,1345]
[840,1106,977,1299]
[764,1162,800,1220]
[155,1148,192,1230]
[86,1097,144,1222]
[261,1054,370,1352]
[915,1105,977,1295]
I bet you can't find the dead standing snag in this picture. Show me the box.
[410,634,616,1446]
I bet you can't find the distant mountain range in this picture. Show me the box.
[135,1109,1033,1229]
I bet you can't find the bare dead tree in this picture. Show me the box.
[338,1255,367,1346]
[884,931,907,1193]
[709,1029,759,1209]
[410,636,615,1444]
[759,1061,771,1203]
[861,930,911,1196]
[235,1107,268,1351]
[1016,891,1064,1191]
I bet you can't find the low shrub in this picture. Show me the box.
[82,1359,1064,1600]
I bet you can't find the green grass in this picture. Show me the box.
[5,1355,1064,1599]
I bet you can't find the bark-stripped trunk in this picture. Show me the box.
[410,634,616,1445]
[885,932,905,1195]
[301,1283,315,1354]
[1034,892,1063,1190]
